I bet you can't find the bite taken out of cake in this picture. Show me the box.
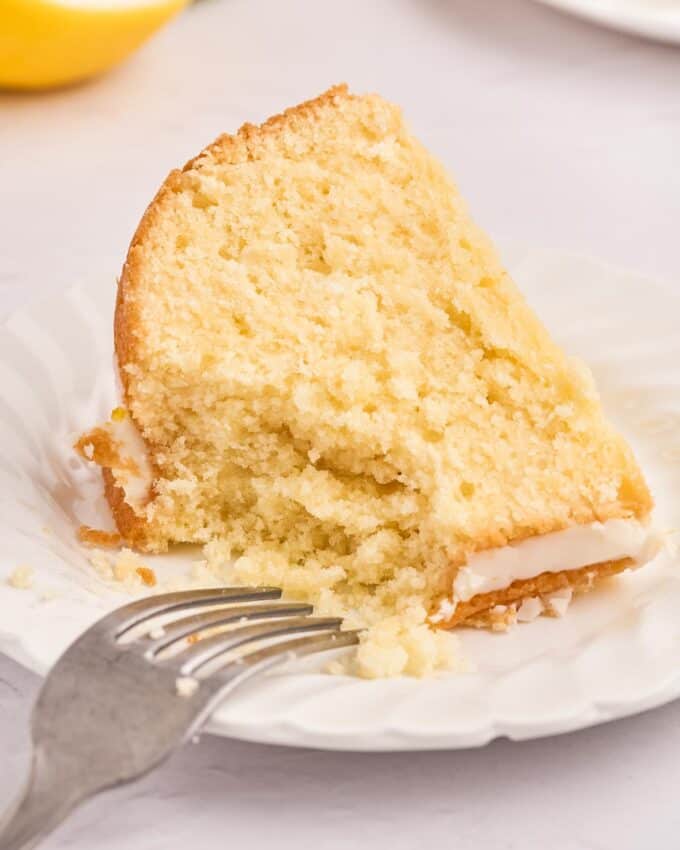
[75,85,660,678]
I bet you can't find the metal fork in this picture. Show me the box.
[0,586,359,850]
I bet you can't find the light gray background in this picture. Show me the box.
[2,1,679,847]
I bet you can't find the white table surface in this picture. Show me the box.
[2,1,680,847]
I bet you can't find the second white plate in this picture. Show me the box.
[533,0,680,44]
[0,245,679,750]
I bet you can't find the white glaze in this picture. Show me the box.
[108,415,154,508]
[451,519,662,605]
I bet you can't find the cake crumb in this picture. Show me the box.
[325,658,347,676]
[112,548,146,583]
[89,550,114,580]
[89,548,156,590]
[464,604,518,632]
[349,610,464,678]
[78,525,122,548]
[176,676,199,698]
[7,565,34,590]
[74,427,120,468]
[136,566,157,587]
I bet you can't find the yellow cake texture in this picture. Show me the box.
[76,85,654,677]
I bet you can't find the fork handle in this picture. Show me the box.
[0,753,82,850]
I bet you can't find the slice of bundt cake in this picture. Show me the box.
[76,85,658,676]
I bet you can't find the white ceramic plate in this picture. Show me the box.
[1,246,679,751]
[533,0,680,43]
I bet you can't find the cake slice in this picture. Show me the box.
[76,85,658,674]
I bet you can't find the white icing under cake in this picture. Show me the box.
[108,414,154,508]
[433,519,662,622]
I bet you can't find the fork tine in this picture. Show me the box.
[205,630,361,694]
[172,616,344,675]
[145,602,314,656]
[240,629,361,670]
[111,587,282,639]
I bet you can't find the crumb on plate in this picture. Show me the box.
[6,565,34,590]
[78,525,122,548]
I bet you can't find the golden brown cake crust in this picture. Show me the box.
[102,467,157,551]
[436,557,633,628]
[75,426,159,549]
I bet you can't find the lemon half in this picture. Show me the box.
[0,0,189,90]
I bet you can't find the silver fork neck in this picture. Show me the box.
[0,750,83,850]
